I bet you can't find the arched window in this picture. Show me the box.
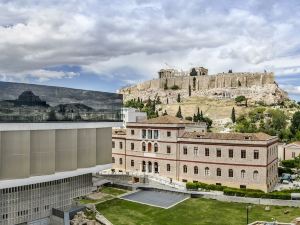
[194,166,199,174]
[142,142,146,152]
[148,143,152,152]
[154,143,158,152]
[183,165,187,173]
[228,169,233,177]
[253,170,259,180]
[216,168,221,177]
[142,161,146,172]
[241,170,245,179]
[112,157,115,163]
[154,162,159,173]
[205,167,210,176]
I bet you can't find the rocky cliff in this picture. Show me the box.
[119,71,288,105]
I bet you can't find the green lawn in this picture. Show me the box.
[96,198,300,225]
[101,186,128,196]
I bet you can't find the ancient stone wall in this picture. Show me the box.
[120,72,275,94]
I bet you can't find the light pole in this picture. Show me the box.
[246,205,252,225]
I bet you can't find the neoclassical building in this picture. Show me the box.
[112,115,278,192]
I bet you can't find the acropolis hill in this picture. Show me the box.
[119,67,288,106]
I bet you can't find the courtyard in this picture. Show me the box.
[96,198,300,225]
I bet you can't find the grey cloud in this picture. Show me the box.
[0,0,299,83]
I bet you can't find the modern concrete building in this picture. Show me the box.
[122,108,147,127]
[112,115,278,192]
[0,122,121,225]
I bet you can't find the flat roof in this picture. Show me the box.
[0,122,123,131]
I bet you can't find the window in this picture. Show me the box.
[142,142,146,151]
[253,170,258,180]
[183,146,188,155]
[167,145,171,154]
[154,143,158,152]
[217,168,221,176]
[131,160,134,167]
[240,185,246,189]
[217,149,221,157]
[194,166,199,174]
[167,164,171,172]
[112,157,115,163]
[183,165,187,173]
[112,141,115,148]
[205,148,209,156]
[292,152,296,158]
[205,167,210,176]
[241,170,245,179]
[142,129,146,138]
[148,130,152,139]
[228,149,233,158]
[119,142,123,149]
[131,143,134,150]
[228,169,233,177]
[194,147,198,155]
[131,129,135,135]
[154,130,159,139]
[167,131,171,137]
[254,150,259,159]
[241,150,246,159]
[119,158,123,165]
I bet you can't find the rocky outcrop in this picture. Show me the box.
[119,71,288,105]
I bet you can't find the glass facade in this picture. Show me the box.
[0,81,123,122]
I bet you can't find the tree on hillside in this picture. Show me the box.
[188,85,191,97]
[291,111,300,134]
[176,106,183,118]
[190,68,197,76]
[193,77,196,90]
[163,110,168,116]
[177,93,181,103]
[231,107,236,123]
[164,79,168,90]
[235,96,247,106]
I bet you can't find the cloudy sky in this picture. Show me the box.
[0,0,300,100]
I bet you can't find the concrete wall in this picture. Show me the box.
[0,128,111,180]
[30,130,55,176]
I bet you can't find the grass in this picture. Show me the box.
[78,186,129,205]
[96,198,299,225]
[101,186,128,196]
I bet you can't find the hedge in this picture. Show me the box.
[187,182,292,200]
[186,182,225,191]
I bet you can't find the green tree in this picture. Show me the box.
[190,68,197,76]
[162,110,168,116]
[177,93,181,103]
[291,111,300,134]
[231,107,236,123]
[188,85,191,97]
[235,96,246,106]
[164,79,168,90]
[176,106,183,118]
[193,77,197,90]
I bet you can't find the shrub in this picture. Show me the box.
[281,160,296,168]
[185,116,193,121]
[186,182,198,190]
[278,167,293,176]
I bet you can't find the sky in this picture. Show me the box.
[0,0,300,100]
